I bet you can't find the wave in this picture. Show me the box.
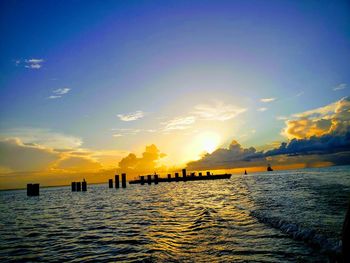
[250,210,342,258]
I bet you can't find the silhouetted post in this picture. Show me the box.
[147,175,152,185]
[206,171,211,176]
[175,172,179,182]
[182,169,187,181]
[343,201,350,262]
[32,184,39,196]
[154,174,159,184]
[71,182,77,191]
[115,175,120,188]
[76,182,81,191]
[199,172,202,177]
[140,176,145,185]
[108,179,113,188]
[122,173,127,188]
[244,170,247,175]
[190,172,195,177]
[82,181,87,191]
[167,174,171,181]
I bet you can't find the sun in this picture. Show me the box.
[196,131,221,154]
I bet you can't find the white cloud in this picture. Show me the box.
[0,128,82,149]
[48,87,71,99]
[257,107,267,112]
[53,88,70,95]
[333,83,347,91]
[260,97,276,103]
[193,101,247,121]
[24,58,44,69]
[111,128,141,137]
[296,91,304,97]
[162,116,196,131]
[276,116,288,120]
[117,110,144,121]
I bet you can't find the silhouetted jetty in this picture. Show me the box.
[267,164,273,171]
[129,169,231,185]
[27,183,39,196]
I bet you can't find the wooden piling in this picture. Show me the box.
[206,171,211,176]
[154,174,159,184]
[115,175,120,188]
[140,176,145,185]
[190,172,195,177]
[182,169,187,181]
[82,181,87,191]
[199,172,202,177]
[76,182,81,191]
[71,182,76,191]
[27,183,39,196]
[147,174,152,185]
[175,172,179,182]
[122,173,127,188]
[108,179,113,188]
[167,174,171,182]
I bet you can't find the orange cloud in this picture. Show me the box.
[283,96,350,139]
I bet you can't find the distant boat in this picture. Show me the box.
[267,164,273,172]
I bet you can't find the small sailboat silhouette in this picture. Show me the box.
[267,164,273,172]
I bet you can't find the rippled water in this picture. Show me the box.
[1,166,349,262]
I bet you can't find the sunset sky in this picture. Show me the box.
[0,0,349,189]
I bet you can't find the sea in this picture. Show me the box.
[1,165,349,262]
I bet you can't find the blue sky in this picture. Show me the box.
[0,0,349,185]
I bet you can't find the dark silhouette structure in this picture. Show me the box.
[140,176,145,185]
[82,179,87,191]
[267,164,273,171]
[175,172,179,182]
[108,179,113,188]
[27,183,39,196]
[129,170,231,185]
[182,169,187,181]
[122,173,127,188]
[71,182,77,191]
[199,172,202,177]
[244,170,247,175]
[76,182,81,191]
[115,175,120,188]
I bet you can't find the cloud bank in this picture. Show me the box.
[188,97,350,170]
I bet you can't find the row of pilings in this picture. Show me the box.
[109,173,127,189]
[71,180,87,192]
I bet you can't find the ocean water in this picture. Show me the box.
[0,166,349,262]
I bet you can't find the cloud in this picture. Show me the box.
[276,116,288,121]
[48,87,71,99]
[333,83,347,91]
[111,128,141,137]
[117,110,144,121]
[284,96,350,139]
[260,98,276,103]
[25,59,44,69]
[257,107,267,112]
[193,101,247,121]
[162,116,196,131]
[0,128,82,149]
[0,138,59,172]
[118,144,166,172]
[187,97,350,170]
[187,140,266,170]
[55,156,102,172]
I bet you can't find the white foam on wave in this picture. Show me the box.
[250,210,342,258]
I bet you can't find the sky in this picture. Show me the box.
[0,0,349,189]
